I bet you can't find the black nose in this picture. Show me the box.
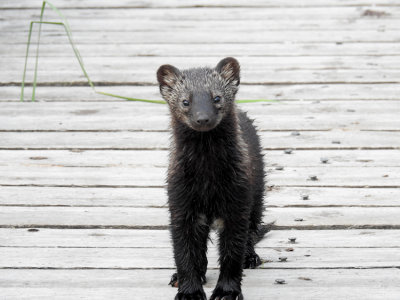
[196,117,209,125]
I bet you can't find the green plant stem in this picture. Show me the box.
[21,1,276,104]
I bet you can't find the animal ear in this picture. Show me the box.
[157,64,182,90]
[215,57,240,86]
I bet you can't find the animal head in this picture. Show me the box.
[157,57,240,132]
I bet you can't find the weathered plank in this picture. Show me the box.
[1,149,399,168]
[2,269,399,300]
[1,0,399,8]
[0,186,167,207]
[1,0,399,299]
[3,19,400,33]
[9,56,400,85]
[3,43,400,58]
[268,166,400,187]
[0,165,399,187]
[4,100,400,114]
[0,166,400,187]
[8,85,400,102]
[1,131,399,150]
[11,56,400,70]
[1,206,400,228]
[8,69,400,85]
[0,246,399,269]
[266,186,400,207]
[0,186,399,207]
[5,30,400,44]
[2,7,398,21]
[3,100,399,115]
[2,228,400,248]
[1,101,399,131]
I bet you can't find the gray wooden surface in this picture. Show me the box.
[1,0,399,299]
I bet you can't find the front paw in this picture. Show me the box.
[175,290,207,300]
[210,287,243,300]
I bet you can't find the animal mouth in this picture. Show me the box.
[190,121,217,132]
[186,112,220,132]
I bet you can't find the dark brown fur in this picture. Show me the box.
[157,58,267,300]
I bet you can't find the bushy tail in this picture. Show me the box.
[253,222,274,244]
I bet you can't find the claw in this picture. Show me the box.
[174,290,207,300]
[210,288,243,300]
[169,273,179,287]
[169,272,207,288]
[243,252,262,269]
[201,274,207,285]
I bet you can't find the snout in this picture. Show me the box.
[188,92,219,131]
[195,113,210,126]
[191,111,216,131]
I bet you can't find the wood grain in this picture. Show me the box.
[1,0,398,298]
[1,228,399,248]
[1,269,399,300]
[1,101,399,131]
[1,186,399,207]
[7,85,400,102]
[1,206,400,228]
[1,131,399,150]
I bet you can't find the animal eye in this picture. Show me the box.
[213,96,221,103]
[182,100,190,106]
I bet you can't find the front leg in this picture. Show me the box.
[170,212,210,300]
[210,217,248,300]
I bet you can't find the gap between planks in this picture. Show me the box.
[1,269,399,300]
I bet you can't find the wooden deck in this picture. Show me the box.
[1,0,400,299]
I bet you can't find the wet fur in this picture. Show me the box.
[157,58,266,300]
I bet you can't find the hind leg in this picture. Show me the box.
[244,188,264,269]
[243,239,262,269]
[243,221,263,269]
